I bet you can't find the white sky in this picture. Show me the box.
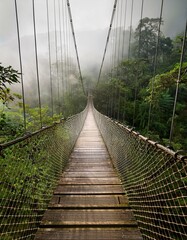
[0,0,186,76]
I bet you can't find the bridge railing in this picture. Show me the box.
[0,105,88,240]
[93,106,187,240]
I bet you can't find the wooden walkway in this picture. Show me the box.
[35,107,142,240]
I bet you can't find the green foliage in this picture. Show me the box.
[94,16,187,151]
[62,83,87,118]
[95,57,187,150]
[132,17,173,72]
[0,112,24,143]
[25,105,63,132]
[0,63,20,106]
[0,122,71,239]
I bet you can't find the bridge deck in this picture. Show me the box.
[35,107,142,240]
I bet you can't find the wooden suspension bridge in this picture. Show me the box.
[34,106,142,240]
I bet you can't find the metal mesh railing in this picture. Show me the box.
[0,105,88,240]
[93,106,187,240]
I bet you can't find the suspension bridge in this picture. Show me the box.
[0,0,187,240]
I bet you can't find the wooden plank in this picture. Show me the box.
[59,177,121,185]
[62,171,118,178]
[54,185,124,194]
[35,228,143,240]
[41,209,137,226]
[49,195,129,208]
[65,167,114,172]
[35,228,142,240]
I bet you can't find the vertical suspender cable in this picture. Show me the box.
[169,19,187,143]
[97,0,118,87]
[122,0,128,122]
[54,0,60,110]
[14,0,26,132]
[58,0,64,105]
[66,0,85,95]
[118,0,123,64]
[46,0,53,116]
[65,2,70,92]
[32,0,42,128]
[62,0,67,93]
[122,0,128,60]
[111,21,117,118]
[128,0,134,60]
[138,0,144,57]
[147,0,164,132]
[65,7,69,92]
[132,0,144,126]
[112,3,118,119]
[67,12,71,92]
[117,0,124,120]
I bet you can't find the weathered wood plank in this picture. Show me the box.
[62,172,118,178]
[41,209,137,226]
[59,177,121,185]
[54,185,124,194]
[49,195,129,207]
[35,228,143,240]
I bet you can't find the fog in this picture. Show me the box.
[0,0,186,101]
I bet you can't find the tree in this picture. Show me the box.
[0,63,20,106]
[132,17,173,71]
[146,62,187,148]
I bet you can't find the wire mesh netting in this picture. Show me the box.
[0,106,88,240]
[93,107,187,240]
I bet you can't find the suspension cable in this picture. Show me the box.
[138,0,144,57]
[121,0,128,122]
[121,0,128,60]
[54,0,60,110]
[97,0,118,87]
[128,0,134,60]
[46,0,54,116]
[66,0,85,95]
[14,0,26,132]
[58,0,64,105]
[63,0,67,92]
[169,19,187,143]
[32,0,42,128]
[117,0,124,120]
[132,0,144,126]
[147,0,164,132]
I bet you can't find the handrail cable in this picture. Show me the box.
[169,19,187,143]
[97,0,118,87]
[14,0,26,131]
[46,0,54,116]
[147,0,164,132]
[32,0,42,128]
[66,0,85,95]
